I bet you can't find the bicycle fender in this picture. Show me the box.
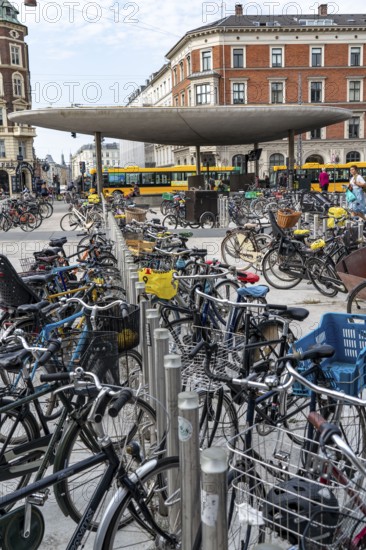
[93,458,159,549]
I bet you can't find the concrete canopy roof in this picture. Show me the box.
[9,105,352,146]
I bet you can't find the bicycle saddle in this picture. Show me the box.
[49,237,67,247]
[21,272,55,285]
[237,285,269,298]
[16,300,50,315]
[271,307,309,322]
[237,271,260,284]
[0,347,30,370]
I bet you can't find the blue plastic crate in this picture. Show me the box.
[292,313,366,397]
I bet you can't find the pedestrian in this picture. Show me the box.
[346,165,366,219]
[40,182,49,198]
[209,177,215,190]
[319,168,330,193]
[264,174,270,188]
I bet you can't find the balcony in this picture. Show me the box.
[13,125,37,137]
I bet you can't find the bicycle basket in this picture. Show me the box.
[228,424,366,549]
[277,209,302,229]
[138,268,178,300]
[125,207,147,224]
[95,305,140,352]
[60,330,120,385]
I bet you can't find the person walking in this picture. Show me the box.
[319,168,330,192]
[346,165,366,219]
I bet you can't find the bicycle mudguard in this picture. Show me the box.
[93,458,159,549]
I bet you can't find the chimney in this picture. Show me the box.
[318,4,328,16]
[235,3,243,16]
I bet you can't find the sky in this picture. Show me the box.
[13,0,366,163]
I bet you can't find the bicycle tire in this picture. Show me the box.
[99,456,180,549]
[347,280,366,314]
[199,211,216,229]
[197,388,238,452]
[307,257,339,297]
[221,231,258,270]
[60,212,79,231]
[118,349,143,389]
[162,214,178,230]
[53,395,157,530]
[1,504,44,550]
[262,248,304,289]
[0,400,40,511]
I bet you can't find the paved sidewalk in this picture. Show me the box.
[1,203,345,549]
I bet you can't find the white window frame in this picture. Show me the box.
[12,73,24,97]
[271,46,284,68]
[0,140,6,159]
[179,61,184,81]
[306,127,325,140]
[201,50,212,72]
[195,83,211,105]
[10,44,22,66]
[349,45,363,67]
[347,78,364,102]
[232,47,245,69]
[186,55,191,76]
[308,80,325,103]
[268,78,286,104]
[345,114,363,139]
[231,79,248,104]
[310,46,324,68]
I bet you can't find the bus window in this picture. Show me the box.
[155,173,171,184]
[126,173,141,186]
[107,172,125,187]
[141,173,155,185]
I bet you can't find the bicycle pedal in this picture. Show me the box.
[28,489,50,506]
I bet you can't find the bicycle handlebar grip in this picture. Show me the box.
[38,340,62,366]
[307,411,327,431]
[267,304,288,311]
[296,344,335,362]
[308,411,342,444]
[188,339,206,360]
[108,389,133,418]
[40,372,71,382]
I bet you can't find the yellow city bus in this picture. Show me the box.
[90,165,236,196]
[270,162,366,192]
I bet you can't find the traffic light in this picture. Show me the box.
[79,161,86,173]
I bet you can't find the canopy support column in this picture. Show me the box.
[254,142,259,178]
[288,129,295,190]
[196,145,201,174]
[95,131,103,195]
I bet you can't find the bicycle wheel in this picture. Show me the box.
[60,212,80,231]
[212,279,240,323]
[221,231,258,270]
[99,456,180,549]
[199,211,216,229]
[118,349,143,389]
[162,214,178,230]
[0,400,40,510]
[307,257,338,297]
[53,396,157,530]
[262,248,304,289]
[198,388,238,452]
[347,280,366,314]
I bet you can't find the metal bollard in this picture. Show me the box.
[135,282,145,356]
[138,295,150,382]
[164,354,182,458]
[201,447,228,550]
[145,309,160,392]
[126,264,137,303]
[322,216,328,235]
[154,328,170,448]
[178,391,201,550]
[313,214,319,238]
[129,272,139,305]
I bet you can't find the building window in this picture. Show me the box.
[202,51,212,71]
[269,153,285,169]
[310,128,322,139]
[18,141,26,157]
[180,61,184,81]
[173,67,177,86]
[174,96,178,106]
[181,91,185,106]
[233,48,244,68]
[233,83,245,104]
[188,88,192,105]
[349,116,360,138]
[271,48,283,68]
[186,55,191,75]
[232,154,247,171]
[13,74,23,97]
[196,84,211,104]
[346,151,361,162]
[350,47,361,67]
[311,47,322,67]
[0,140,5,158]
[10,45,21,65]
[0,110,3,126]
[349,80,361,102]
[0,74,3,96]
[310,82,322,103]
[271,82,284,104]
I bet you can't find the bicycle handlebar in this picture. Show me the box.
[65,297,127,311]
[173,268,230,280]
[194,288,287,309]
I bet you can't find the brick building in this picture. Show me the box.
[136,3,366,174]
[0,0,35,194]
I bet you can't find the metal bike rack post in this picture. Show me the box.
[138,294,151,378]
[322,216,328,235]
[164,354,182,458]
[124,261,135,302]
[201,448,228,550]
[358,220,364,247]
[165,354,182,532]
[154,328,170,448]
[129,272,139,304]
[145,308,160,391]
[313,214,319,238]
[135,282,145,356]
[178,391,201,550]
[304,212,310,226]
